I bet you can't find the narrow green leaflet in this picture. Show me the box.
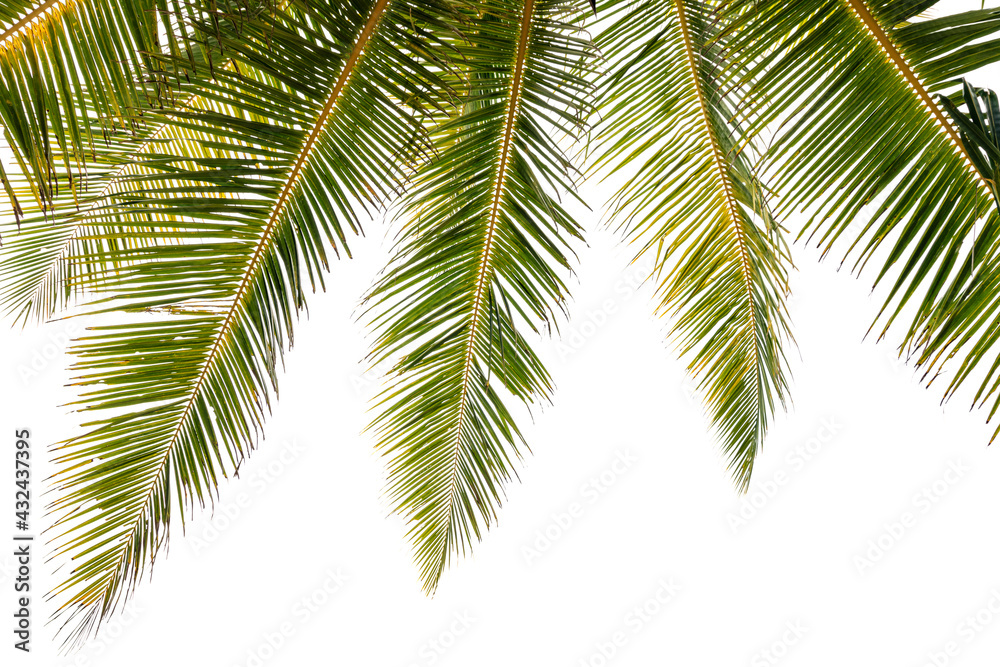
[591,0,793,490]
[364,0,593,592]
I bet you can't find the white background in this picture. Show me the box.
[4,2,1000,665]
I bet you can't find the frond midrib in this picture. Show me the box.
[71,0,393,612]
[434,0,536,587]
[675,0,765,419]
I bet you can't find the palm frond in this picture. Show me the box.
[0,0,176,218]
[591,0,793,490]
[0,111,183,323]
[46,0,453,647]
[363,0,593,592]
[730,0,1000,435]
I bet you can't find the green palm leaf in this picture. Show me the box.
[0,0,175,216]
[0,0,303,323]
[363,0,593,592]
[0,123,156,323]
[731,0,1000,434]
[46,0,452,646]
[3,0,999,646]
[591,0,793,490]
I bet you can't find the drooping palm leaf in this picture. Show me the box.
[6,0,1000,649]
[0,121,158,323]
[0,0,301,323]
[0,0,175,217]
[591,0,793,490]
[363,0,593,592]
[730,0,1000,434]
[45,0,454,646]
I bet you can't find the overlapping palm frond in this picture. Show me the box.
[0,0,174,216]
[363,0,593,592]
[1,0,999,650]
[591,0,792,489]
[45,0,455,647]
[0,0,173,322]
[0,0,303,323]
[941,80,1000,214]
[0,119,160,323]
[729,0,1000,434]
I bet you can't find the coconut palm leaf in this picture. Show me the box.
[0,0,176,218]
[0,121,159,323]
[590,0,793,490]
[45,0,454,646]
[0,0,302,323]
[729,0,1000,434]
[363,0,593,592]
